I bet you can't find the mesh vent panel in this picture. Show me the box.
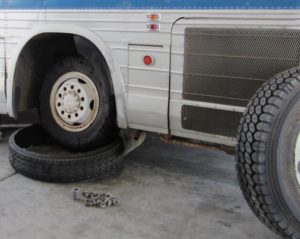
[183,28,300,106]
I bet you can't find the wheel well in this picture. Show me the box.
[13,33,113,116]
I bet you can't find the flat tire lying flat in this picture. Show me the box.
[8,125,124,183]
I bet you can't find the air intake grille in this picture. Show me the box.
[183,28,300,106]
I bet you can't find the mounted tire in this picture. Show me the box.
[9,125,124,183]
[39,56,118,151]
[236,67,300,238]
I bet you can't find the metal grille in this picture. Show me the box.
[183,28,300,106]
[182,106,242,137]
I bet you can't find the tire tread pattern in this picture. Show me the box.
[8,128,125,183]
[236,67,300,239]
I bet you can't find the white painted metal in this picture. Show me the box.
[295,133,300,187]
[0,37,6,114]
[127,44,168,132]
[1,10,300,145]
[51,72,99,132]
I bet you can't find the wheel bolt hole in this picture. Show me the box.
[61,111,65,115]
[77,89,81,93]
[57,103,61,107]
[81,97,85,101]
[75,113,79,117]
[80,106,84,110]
[71,85,74,89]
[63,87,67,91]
[68,115,71,119]
[58,94,62,98]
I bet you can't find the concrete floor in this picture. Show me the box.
[0,131,280,239]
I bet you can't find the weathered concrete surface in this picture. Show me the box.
[0,132,280,239]
[0,130,15,182]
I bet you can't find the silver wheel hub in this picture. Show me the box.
[62,90,80,114]
[50,72,99,132]
[295,133,300,187]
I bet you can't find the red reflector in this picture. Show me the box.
[147,23,160,31]
[143,56,154,66]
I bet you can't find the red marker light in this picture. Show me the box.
[143,55,154,66]
[147,23,160,31]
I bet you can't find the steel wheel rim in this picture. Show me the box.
[295,132,300,187]
[50,72,99,132]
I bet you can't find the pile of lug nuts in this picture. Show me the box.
[72,188,119,208]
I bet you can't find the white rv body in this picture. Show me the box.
[1,2,300,146]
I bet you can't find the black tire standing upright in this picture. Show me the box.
[236,67,300,238]
[39,56,118,151]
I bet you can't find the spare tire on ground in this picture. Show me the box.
[8,125,125,183]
